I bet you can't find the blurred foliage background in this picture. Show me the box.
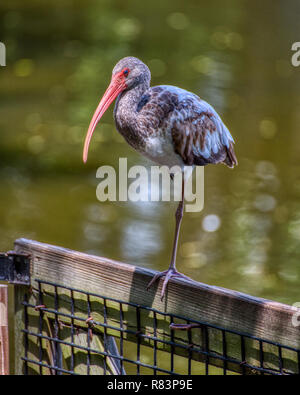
[0,0,300,305]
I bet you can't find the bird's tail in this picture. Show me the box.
[224,142,238,168]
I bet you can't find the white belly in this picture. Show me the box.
[142,134,184,168]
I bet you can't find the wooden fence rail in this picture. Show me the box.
[10,238,300,375]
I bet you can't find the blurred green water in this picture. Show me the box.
[1,0,300,314]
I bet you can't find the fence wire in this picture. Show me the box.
[20,279,300,375]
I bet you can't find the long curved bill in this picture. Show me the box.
[83,73,126,163]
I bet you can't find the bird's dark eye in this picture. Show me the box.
[123,68,129,77]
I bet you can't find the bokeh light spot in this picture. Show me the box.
[225,32,244,50]
[254,194,277,212]
[14,58,34,77]
[27,135,45,154]
[190,55,215,75]
[259,119,277,139]
[166,12,189,30]
[202,214,221,232]
[114,18,141,40]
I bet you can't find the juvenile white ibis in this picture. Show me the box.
[83,56,237,300]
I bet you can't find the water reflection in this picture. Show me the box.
[121,220,163,266]
[0,0,299,305]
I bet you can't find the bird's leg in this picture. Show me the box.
[147,176,192,300]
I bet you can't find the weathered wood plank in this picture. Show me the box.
[14,285,27,375]
[13,238,300,375]
[0,285,9,375]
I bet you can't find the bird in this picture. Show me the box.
[83,56,237,300]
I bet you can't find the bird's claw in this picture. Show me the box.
[147,269,192,301]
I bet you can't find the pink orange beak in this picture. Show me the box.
[83,72,127,163]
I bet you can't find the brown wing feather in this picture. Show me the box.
[223,142,238,168]
[133,85,237,168]
[170,101,237,168]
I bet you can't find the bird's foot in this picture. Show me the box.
[147,268,192,301]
